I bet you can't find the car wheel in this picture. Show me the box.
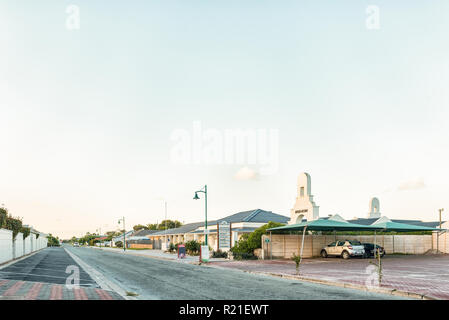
[342,251,350,259]
[321,250,328,258]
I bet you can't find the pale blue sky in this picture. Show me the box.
[1,1,448,238]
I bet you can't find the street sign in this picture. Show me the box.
[218,221,231,249]
[264,238,270,243]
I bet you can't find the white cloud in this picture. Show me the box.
[398,178,426,191]
[234,167,258,181]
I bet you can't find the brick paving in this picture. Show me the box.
[0,279,123,300]
[210,254,449,299]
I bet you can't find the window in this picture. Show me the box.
[328,242,336,247]
[337,241,345,246]
[300,187,304,197]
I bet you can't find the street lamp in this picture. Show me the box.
[118,217,126,252]
[193,185,208,246]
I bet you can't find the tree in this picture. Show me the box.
[231,221,285,259]
[47,234,60,247]
[133,224,149,231]
[157,220,182,230]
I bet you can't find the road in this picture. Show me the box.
[65,245,401,300]
[0,247,123,300]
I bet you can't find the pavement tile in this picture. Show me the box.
[209,255,449,299]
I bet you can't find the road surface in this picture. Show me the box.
[0,247,123,300]
[65,246,401,300]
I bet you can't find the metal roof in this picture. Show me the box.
[349,218,445,229]
[150,209,289,236]
[268,219,383,232]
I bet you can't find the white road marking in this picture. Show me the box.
[64,247,135,300]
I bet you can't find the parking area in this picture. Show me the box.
[210,254,449,299]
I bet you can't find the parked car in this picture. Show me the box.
[320,240,365,259]
[73,242,79,247]
[362,243,385,258]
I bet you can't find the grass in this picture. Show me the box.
[126,291,139,297]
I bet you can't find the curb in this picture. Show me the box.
[206,264,434,300]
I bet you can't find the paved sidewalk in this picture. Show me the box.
[90,246,227,263]
[209,255,449,300]
[0,279,123,300]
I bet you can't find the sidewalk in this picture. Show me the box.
[0,279,123,300]
[89,246,228,264]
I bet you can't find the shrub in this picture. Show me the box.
[232,252,258,260]
[0,208,7,227]
[212,249,228,258]
[115,241,123,248]
[5,216,23,240]
[185,240,201,255]
[21,227,30,240]
[168,242,176,253]
[230,221,284,259]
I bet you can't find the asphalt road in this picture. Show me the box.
[65,246,401,300]
[0,247,98,287]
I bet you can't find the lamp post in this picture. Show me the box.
[193,185,208,246]
[118,217,126,252]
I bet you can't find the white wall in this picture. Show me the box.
[13,232,24,259]
[0,228,13,264]
[24,235,31,255]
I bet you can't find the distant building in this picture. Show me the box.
[289,172,319,224]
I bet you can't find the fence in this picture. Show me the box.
[433,231,449,253]
[0,228,48,265]
[261,233,434,259]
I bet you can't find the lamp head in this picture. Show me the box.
[193,192,200,200]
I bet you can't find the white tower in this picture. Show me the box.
[289,172,320,224]
[367,197,381,219]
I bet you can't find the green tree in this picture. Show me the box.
[231,221,285,259]
[47,234,60,247]
[157,220,182,230]
[133,224,149,231]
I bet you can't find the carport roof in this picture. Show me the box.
[267,218,443,232]
[371,220,440,232]
[267,219,384,232]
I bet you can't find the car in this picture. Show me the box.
[362,243,385,258]
[320,240,365,259]
[73,242,79,247]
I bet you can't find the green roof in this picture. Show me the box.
[267,218,442,232]
[267,219,384,232]
[371,220,439,232]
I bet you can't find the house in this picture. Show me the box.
[148,209,289,251]
[111,230,134,247]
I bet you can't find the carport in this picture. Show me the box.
[267,218,383,263]
[267,217,441,265]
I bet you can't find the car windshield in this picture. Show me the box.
[348,240,362,245]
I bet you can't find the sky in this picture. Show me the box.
[0,1,448,239]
